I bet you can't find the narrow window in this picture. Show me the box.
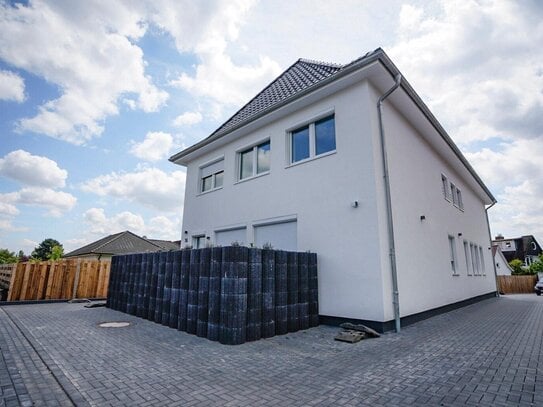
[531,242,537,251]
[464,241,472,276]
[479,246,485,274]
[441,175,449,200]
[315,115,336,156]
[256,141,271,174]
[456,189,463,210]
[291,126,310,163]
[470,243,477,275]
[240,149,254,179]
[451,183,458,206]
[448,235,457,274]
[473,244,480,275]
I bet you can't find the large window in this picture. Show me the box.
[290,114,335,163]
[464,240,472,276]
[200,159,224,193]
[239,140,270,180]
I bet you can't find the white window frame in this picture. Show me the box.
[441,174,450,201]
[470,243,478,275]
[449,235,458,275]
[236,139,271,182]
[456,188,464,210]
[192,235,206,249]
[286,110,336,166]
[451,183,458,206]
[464,240,472,276]
[198,156,224,194]
[479,246,485,275]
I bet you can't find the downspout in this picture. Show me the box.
[485,201,499,297]
[377,74,402,333]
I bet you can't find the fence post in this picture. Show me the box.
[7,263,20,301]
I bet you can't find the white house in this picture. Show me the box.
[492,245,513,276]
[170,48,497,331]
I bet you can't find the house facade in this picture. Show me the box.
[492,234,542,267]
[492,245,513,276]
[170,48,497,330]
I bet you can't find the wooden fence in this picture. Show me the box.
[497,275,538,294]
[0,263,17,290]
[6,259,110,302]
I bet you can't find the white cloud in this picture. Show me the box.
[130,131,173,162]
[0,219,27,232]
[0,69,25,102]
[0,187,76,217]
[0,150,68,188]
[82,208,180,240]
[0,1,168,144]
[81,167,185,212]
[172,111,203,127]
[0,202,19,217]
[388,1,543,145]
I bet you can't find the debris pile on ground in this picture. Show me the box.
[334,322,381,343]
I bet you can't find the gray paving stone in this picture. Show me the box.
[1,294,542,406]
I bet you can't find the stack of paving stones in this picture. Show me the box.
[107,247,318,345]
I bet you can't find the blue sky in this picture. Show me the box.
[1,0,542,254]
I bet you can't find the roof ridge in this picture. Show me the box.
[297,58,343,68]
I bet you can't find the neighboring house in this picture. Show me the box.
[64,231,180,260]
[492,245,513,276]
[492,234,542,266]
[169,48,497,331]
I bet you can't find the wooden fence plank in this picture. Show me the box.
[7,263,24,301]
[497,275,538,294]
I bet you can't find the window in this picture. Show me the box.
[451,183,458,206]
[239,140,270,180]
[456,189,463,210]
[193,235,206,249]
[200,159,224,193]
[448,236,458,275]
[290,114,335,163]
[470,243,477,275]
[531,242,537,251]
[441,175,450,200]
[464,241,472,276]
[479,246,485,274]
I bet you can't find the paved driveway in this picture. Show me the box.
[0,295,542,406]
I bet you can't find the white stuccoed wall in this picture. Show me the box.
[180,77,496,324]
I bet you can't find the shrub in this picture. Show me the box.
[509,259,524,275]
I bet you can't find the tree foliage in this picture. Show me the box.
[48,245,64,261]
[0,248,18,264]
[31,239,63,261]
[529,258,543,275]
[509,259,525,275]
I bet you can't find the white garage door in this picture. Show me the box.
[215,228,247,247]
[254,221,297,251]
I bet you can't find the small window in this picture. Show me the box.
[239,140,271,180]
[456,189,463,210]
[451,183,458,206]
[290,114,336,164]
[441,175,450,200]
[193,235,206,249]
[200,159,224,193]
[448,236,457,274]
[464,241,472,276]
[470,243,477,275]
[505,242,511,248]
[531,242,537,251]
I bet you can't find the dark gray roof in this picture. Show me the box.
[211,58,343,137]
[148,239,181,251]
[64,231,173,257]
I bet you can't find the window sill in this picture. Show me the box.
[286,150,336,169]
[197,186,223,197]
[235,171,270,185]
[452,273,460,277]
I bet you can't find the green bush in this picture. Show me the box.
[529,260,543,275]
[509,259,525,275]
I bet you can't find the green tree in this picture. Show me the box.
[31,239,63,261]
[529,259,543,275]
[509,259,524,275]
[0,248,18,264]
[48,245,64,261]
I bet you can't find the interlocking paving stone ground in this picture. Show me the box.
[0,294,542,406]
